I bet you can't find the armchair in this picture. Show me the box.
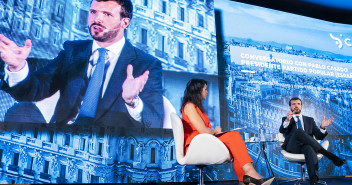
[170,112,232,185]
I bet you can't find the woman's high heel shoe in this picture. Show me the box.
[243,175,275,185]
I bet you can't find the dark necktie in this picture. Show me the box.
[296,116,303,129]
[77,48,108,120]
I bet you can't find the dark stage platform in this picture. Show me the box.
[110,177,352,185]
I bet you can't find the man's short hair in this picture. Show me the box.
[93,0,133,19]
[289,97,302,106]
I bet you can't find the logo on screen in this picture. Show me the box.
[329,33,351,49]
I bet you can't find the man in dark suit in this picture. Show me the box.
[279,97,346,185]
[0,0,163,128]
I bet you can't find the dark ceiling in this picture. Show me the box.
[232,0,352,24]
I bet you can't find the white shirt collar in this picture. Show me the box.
[293,114,303,123]
[293,114,302,119]
[92,37,125,57]
[293,114,304,129]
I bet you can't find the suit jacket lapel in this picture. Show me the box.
[302,116,310,133]
[95,41,136,119]
[69,40,93,103]
[52,40,92,124]
[290,118,296,130]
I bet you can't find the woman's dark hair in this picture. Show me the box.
[181,79,207,113]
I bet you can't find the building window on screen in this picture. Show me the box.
[130,144,135,160]
[197,48,204,72]
[91,175,99,183]
[170,146,174,160]
[77,169,83,183]
[44,160,49,174]
[178,42,184,59]
[27,156,34,171]
[141,28,148,45]
[198,13,204,28]
[179,7,185,22]
[151,148,156,163]
[55,4,64,18]
[13,153,19,166]
[161,1,167,14]
[49,130,54,143]
[80,138,86,151]
[78,9,89,29]
[98,142,103,156]
[158,35,165,52]
[34,127,39,138]
[60,164,66,178]
[64,134,70,146]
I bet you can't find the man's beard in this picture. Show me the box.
[291,108,301,114]
[89,23,120,42]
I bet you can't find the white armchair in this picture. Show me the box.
[162,96,176,129]
[170,112,232,185]
[278,133,329,185]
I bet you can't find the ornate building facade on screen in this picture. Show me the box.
[0,0,218,184]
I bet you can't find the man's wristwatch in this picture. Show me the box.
[125,96,140,108]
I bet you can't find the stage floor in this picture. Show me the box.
[126,177,352,185]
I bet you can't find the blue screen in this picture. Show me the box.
[0,0,220,184]
[215,0,352,179]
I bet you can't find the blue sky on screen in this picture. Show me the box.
[215,0,352,56]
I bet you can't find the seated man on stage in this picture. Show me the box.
[279,97,346,185]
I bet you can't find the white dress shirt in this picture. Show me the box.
[4,37,143,122]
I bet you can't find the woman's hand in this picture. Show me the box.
[184,103,216,134]
[213,126,222,135]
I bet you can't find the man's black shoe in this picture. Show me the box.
[333,157,347,167]
[310,175,318,185]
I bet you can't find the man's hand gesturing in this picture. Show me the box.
[0,34,31,72]
[321,116,333,129]
[122,64,149,104]
[285,110,293,122]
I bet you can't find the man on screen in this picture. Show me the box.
[0,0,163,128]
[279,97,346,185]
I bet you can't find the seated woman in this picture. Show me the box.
[181,79,274,185]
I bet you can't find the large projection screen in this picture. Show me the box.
[216,0,352,179]
[0,0,220,184]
